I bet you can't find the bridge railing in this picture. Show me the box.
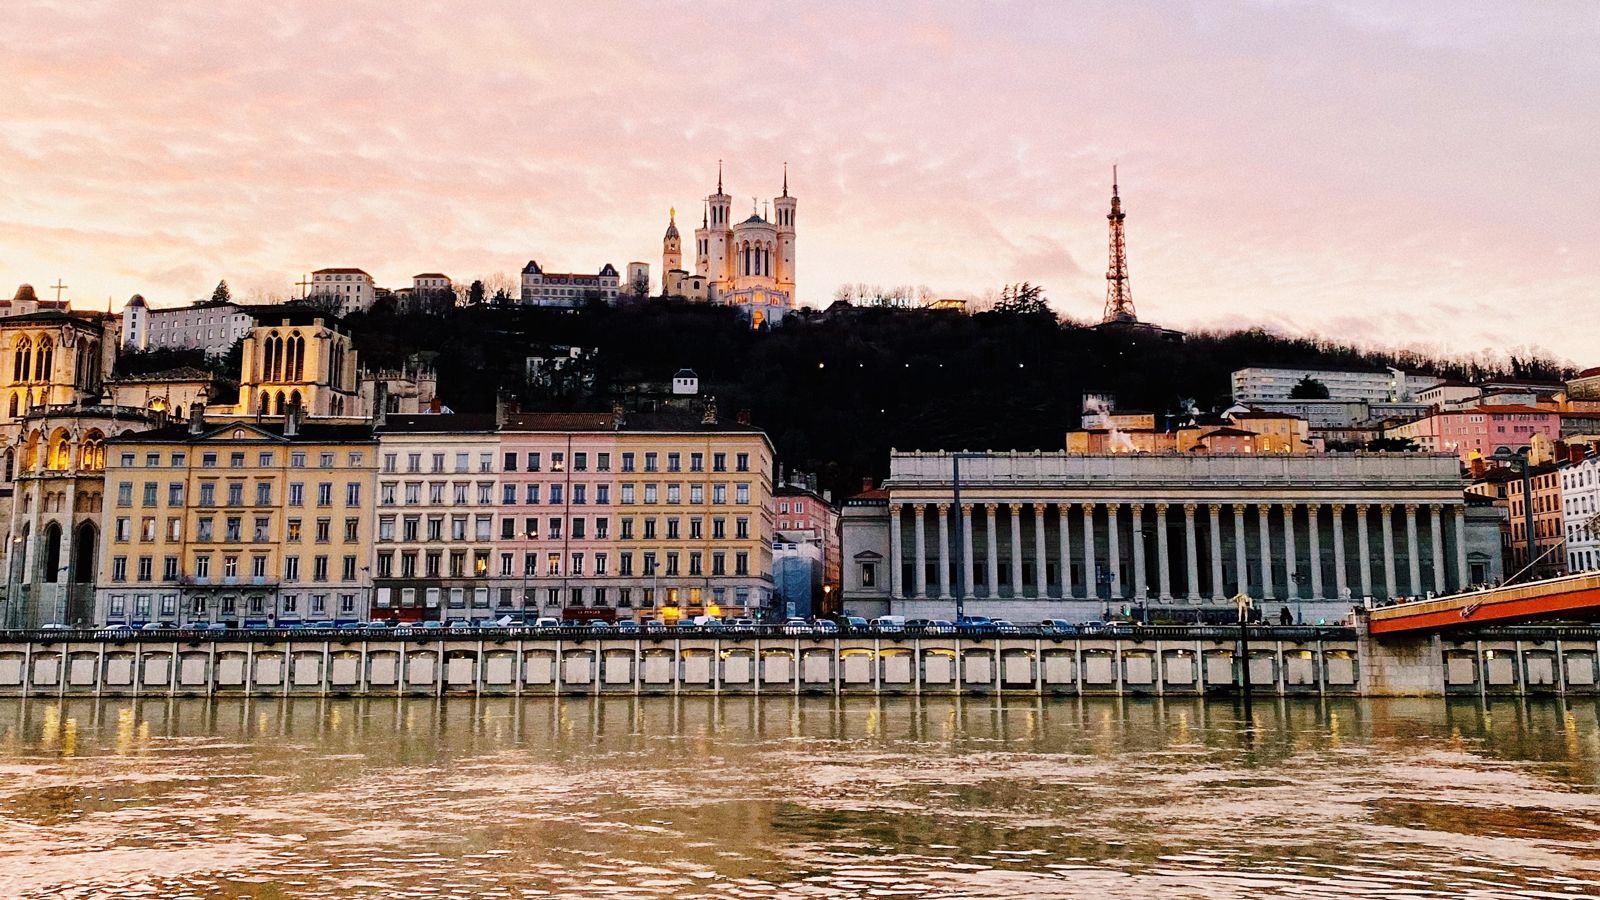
[1371,571,1600,620]
[0,624,1358,644]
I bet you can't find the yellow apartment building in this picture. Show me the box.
[95,412,376,625]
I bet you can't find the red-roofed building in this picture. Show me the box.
[1385,405,1561,462]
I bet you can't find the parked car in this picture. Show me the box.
[614,620,641,634]
[729,617,757,633]
[841,616,870,633]
[1079,620,1107,635]
[812,619,840,635]
[873,615,907,633]
[532,617,561,629]
[925,619,956,634]
[1039,619,1078,635]
[991,619,1020,634]
[140,621,175,631]
[416,620,445,630]
[782,617,812,634]
[1105,621,1134,637]
[957,616,996,634]
[96,624,133,636]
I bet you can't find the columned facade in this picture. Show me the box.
[843,452,1489,622]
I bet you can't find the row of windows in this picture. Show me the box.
[113,515,359,545]
[109,553,360,583]
[374,548,751,579]
[378,514,752,542]
[106,592,358,620]
[116,480,362,508]
[374,584,748,610]
[114,449,365,469]
[378,481,752,506]
[381,450,752,474]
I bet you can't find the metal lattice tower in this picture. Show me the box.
[1102,166,1137,324]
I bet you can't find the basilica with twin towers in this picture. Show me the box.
[661,163,796,327]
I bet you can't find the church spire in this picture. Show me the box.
[702,200,708,228]
[782,162,788,198]
[717,159,723,194]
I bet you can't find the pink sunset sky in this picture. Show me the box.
[3,2,1597,362]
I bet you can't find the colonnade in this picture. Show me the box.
[887,500,1470,604]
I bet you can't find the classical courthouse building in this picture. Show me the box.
[841,451,1502,622]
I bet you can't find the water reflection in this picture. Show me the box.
[0,696,1598,898]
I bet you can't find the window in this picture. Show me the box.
[320,452,334,468]
[736,453,750,472]
[317,482,333,506]
[595,484,610,504]
[117,482,133,507]
[736,517,749,539]
[315,519,330,543]
[256,481,272,506]
[291,451,306,468]
[503,484,517,504]
[288,483,304,507]
[142,482,157,507]
[713,453,726,472]
[346,483,361,506]
[736,484,749,504]
[504,452,518,471]
[621,484,635,504]
[344,518,359,543]
[735,552,749,575]
[112,556,128,581]
[667,453,681,472]
[574,452,587,472]
[313,556,329,582]
[644,452,658,472]
[526,452,541,472]
[621,452,635,472]
[597,452,610,472]
[342,556,357,581]
[549,484,563,504]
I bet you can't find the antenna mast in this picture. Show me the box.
[1102,166,1137,324]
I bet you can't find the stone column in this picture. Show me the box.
[1283,503,1298,599]
[913,504,928,599]
[889,503,903,600]
[1381,503,1397,600]
[1355,504,1373,601]
[985,504,1000,598]
[1431,505,1447,594]
[1307,504,1324,600]
[961,503,975,598]
[1183,503,1200,602]
[1256,504,1274,600]
[1131,504,1147,599]
[1231,504,1249,598]
[1032,503,1047,599]
[1331,503,1348,599]
[1008,503,1024,598]
[936,503,951,599]
[1155,503,1172,601]
[1081,503,1099,601]
[1208,504,1225,601]
[1454,505,1469,591]
[1056,503,1072,598]
[1405,503,1422,596]
[1106,503,1123,600]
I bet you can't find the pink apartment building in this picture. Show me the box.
[1387,404,1560,462]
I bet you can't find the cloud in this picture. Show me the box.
[0,1,1595,361]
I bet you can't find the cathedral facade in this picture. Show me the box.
[662,165,796,327]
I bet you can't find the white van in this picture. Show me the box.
[873,615,907,632]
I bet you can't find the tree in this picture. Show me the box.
[211,280,231,304]
[993,282,1052,317]
[1289,376,1330,399]
[629,270,649,297]
[467,280,486,306]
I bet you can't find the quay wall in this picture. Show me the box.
[1,630,1592,698]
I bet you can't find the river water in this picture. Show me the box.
[2,696,1599,898]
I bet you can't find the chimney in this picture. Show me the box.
[701,396,718,426]
[1469,457,1486,479]
[862,477,874,492]
[188,402,206,435]
[428,396,442,414]
[1571,443,1588,465]
[736,408,751,425]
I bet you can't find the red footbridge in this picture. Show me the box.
[1369,572,1600,637]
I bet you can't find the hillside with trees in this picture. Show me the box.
[337,300,1572,502]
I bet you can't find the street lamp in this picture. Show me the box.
[949,451,986,624]
[1488,448,1536,583]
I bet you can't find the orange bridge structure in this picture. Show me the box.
[1368,572,1600,637]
